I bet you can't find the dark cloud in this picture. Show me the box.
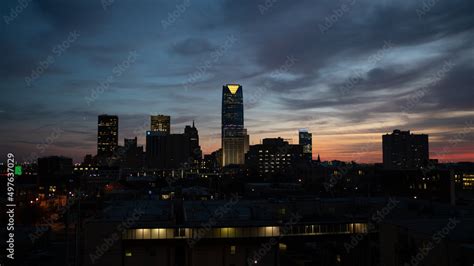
[171,38,216,56]
[34,0,106,32]
[1,0,473,162]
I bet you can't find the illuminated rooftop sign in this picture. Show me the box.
[227,84,240,94]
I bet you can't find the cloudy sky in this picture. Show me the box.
[1,0,473,163]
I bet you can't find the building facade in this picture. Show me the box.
[246,138,304,178]
[184,121,202,163]
[383,130,429,170]
[298,129,312,161]
[151,115,171,135]
[222,84,248,166]
[146,131,190,169]
[97,114,118,157]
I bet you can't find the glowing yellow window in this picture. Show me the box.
[279,243,287,251]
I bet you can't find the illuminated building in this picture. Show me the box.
[245,138,304,178]
[97,114,118,157]
[462,174,474,190]
[222,84,248,166]
[382,130,429,170]
[151,114,171,135]
[83,198,375,266]
[298,129,312,161]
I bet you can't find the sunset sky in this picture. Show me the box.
[1,0,473,163]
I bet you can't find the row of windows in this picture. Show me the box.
[122,223,368,240]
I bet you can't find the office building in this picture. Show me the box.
[83,198,375,266]
[246,137,304,178]
[97,114,118,157]
[222,84,247,166]
[184,121,202,163]
[298,129,312,161]
[37,156,73,188]
[146,132,190,170]
[122,137,143,169]
[151,114,171,135]
[383,130,429,170]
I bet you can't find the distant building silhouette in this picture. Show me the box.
[37,156,73,188]
[97,114,118,157]
[150,114,170,135]
[146,131,190,169]
[146,122,201,169]
[184,121,202,163]
[383,129,429,169]
[299,129,312,161]
[222,84,248,166]
[122,137,143,169]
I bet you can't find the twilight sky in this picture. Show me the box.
[1,0,473,163]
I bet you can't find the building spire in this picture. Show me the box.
[192,120,195,128]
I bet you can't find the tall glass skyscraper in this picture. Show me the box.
[222,84,247,166]
[97,114,118,157]
[299,129,312,161]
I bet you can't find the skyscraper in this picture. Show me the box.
[383,129,429,170]
[184,121,202,162]
[299,129,312,161]
[97,114,118,157]
[146,131,190,169]
[222,84,247,166]
[122,137,143,169]
[151,115,170,135]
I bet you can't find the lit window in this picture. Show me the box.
[230,245,236,255]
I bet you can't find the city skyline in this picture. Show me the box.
[1,0,473,163]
